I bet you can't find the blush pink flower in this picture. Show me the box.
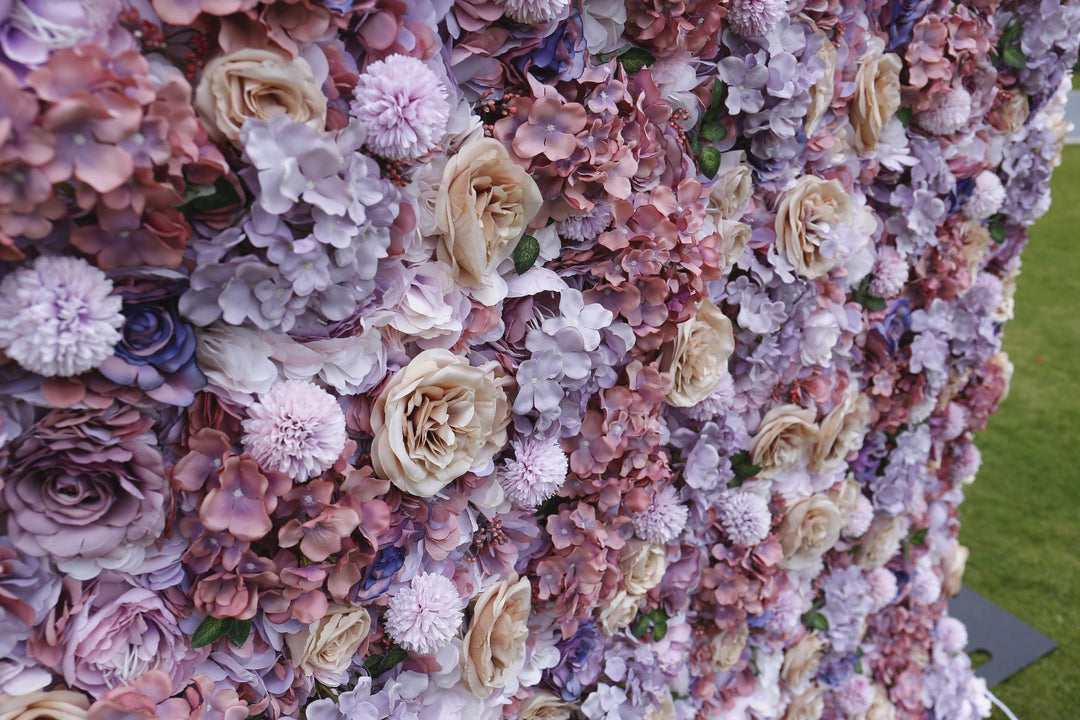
[726,0,787,37]
[511,95,587,162]
[242,380,347,481]
[351,54,450,162]
[500,0,569,24]
[385,572,463,655]
[199,456,287,543]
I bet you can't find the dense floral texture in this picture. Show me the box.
[0,0,1074,719]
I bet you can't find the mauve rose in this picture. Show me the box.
[1,405,169,579]
[51,573,206,697]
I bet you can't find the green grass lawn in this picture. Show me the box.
[958,144,1080,717]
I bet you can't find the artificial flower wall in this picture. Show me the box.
[0,1,1076,720]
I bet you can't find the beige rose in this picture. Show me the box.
[994,273,1017,324]
[435,138,542,298]
[783,685,824,720]
[195,48,327,145]
[717,219,751,271]
[811,393,870,473]
[851,38,902,154]
[710,623,749,673]
[665,298,735,407]
[598,589,645,636]
[644,693,676,720]
[0,692,89,720]
[285,605,371,683]
[781,632,828,691]
[854,514,909,569]
[709,154,754,220]
[775,175,854,279]
[518,692,574,720]
[750,404,820,477]
[941,541,969,598]
[621,540,667,595]
[462,573,532,698]
[804,19,838,137]
[989,351,1014,404]
[865,685,897,720]
[995,91,1030,135]
[959,221,992,280]
[778,494,842,570]
[827,477,863,527]
[372,349,510,497]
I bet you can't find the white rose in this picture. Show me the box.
[286,606,371,685]
[778,494,843,570]
[517,691,574,720]
[371,349,511,497]
[665,298,735,407]
[620,540,667,595]
[781,632,828,691]
[811,393,871,473]
[709,153,755,220]
[598,590,645,636]
[710,623,749,673]
[854,515,910,569]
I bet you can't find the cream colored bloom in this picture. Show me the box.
[0,692,88,720]
[942,541,969,598]
[778,494,843,570]
[665,299,735,407]
[865,685,897,720]
[435,138,542,302]
[717,219,751,271]
[371,349,510,497]
[805,19,838,137]
[598,589,646,636]
[620,540,667,595]
[827,477,864,527]
[710,623,749,673]
[517,692,574,720]
[851,37,902,154]
[750,404,820,477]
[195,48,327,145]
[783,685,825,720]
[811,393,870,473]
[997,91,1030,135]
[781,632,828,691]
[709,154,755,221]
[285,606,371,684]
[774,175,854,279]
[854,514,909,569]
[462,573,532,698]
[959,221,992,280]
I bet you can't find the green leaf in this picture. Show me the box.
[708,80,726,115]
[910,527,929,546]
[594,44,632,63]
[512,235,541,275]
[730,451,762,481]
[618,47,656,74]
[701,121,727,143]
[896,107,913,128]
[801,610,830,632]
[182,176,242,213]
[651,617,668,642]
[698,145,722,179]
[363,647,410,677]
[1003,45,1027,69]
[648,608,668,623]
[226,618,252,648]
[191,616,229,648]
[989,218,1007,244]
[861,295,887,312]
[1000,24,1023,46]
[631,613,651,639]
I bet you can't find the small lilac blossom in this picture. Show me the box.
[351,54,450,162]
[0,255,124,377]
[242,380,347,480]
[385,572,463,655]
[501,434,569,507]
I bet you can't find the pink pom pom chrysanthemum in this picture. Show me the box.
[500,0,569,24]
[385,572,463,655]
[242,380,347,480]
[351,54,450,162]
[915,87,972,136]
[501,435,569,507]
[0,255,124,377]
[868,245,909,299]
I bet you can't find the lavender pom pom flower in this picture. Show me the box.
[500,434,569,507]
[385,572,463,655]
[242,380,347,480]
[727,0,788,37]
[718,490,772,547]
[0,255,124,377]
[351,54,450,162]
[632,485,688,544]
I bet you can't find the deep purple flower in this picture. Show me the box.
[544,623,604,701]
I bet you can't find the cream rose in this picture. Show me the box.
[598,589,646,636]
[959,221,992,280]
[774,176,854,280]
[462,573,532,698]
[941,541,969,598]
[371,349,510,497]
[518,692,574,720]
[195,48,327,145]
[644,694,676,720]
[827,477,864,527]
[717,219,751,271]
[996,91,1030,135]
[805,19,838,137]
[854,514,909,569]
[710,623,749,673]
[783,685,824,720]
[435,137,542,301]
[285,606,371,684]
[0,692,88,720]
[851,38,902,154]
[778,494,843,570]
[865,685,897,720]
[621,540,667,595]
[709,154,755,220]
[811,393,870,473]
[781,632,828,691]
[750,404,820,477]
[665,298,735,407]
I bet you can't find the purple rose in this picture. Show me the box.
[56,573,207,697]
[543,623,604,701]
[99,269,206,407]
[1,404,169,579]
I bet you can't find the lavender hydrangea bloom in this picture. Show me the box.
[820,565,873,654]
[545,623,605,701]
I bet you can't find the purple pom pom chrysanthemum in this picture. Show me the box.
[501,435,569,507]
[385,572,463,655]
[0,255,124,377]
[500,0,569,24]
[727,0,788,38]
[351,54,450,162]
[242,380,347,480]
[632,485,688,543]
[869,246,909,299]
[915,87,972,136]
[965,170,1006,220]
[717,489,772,546]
